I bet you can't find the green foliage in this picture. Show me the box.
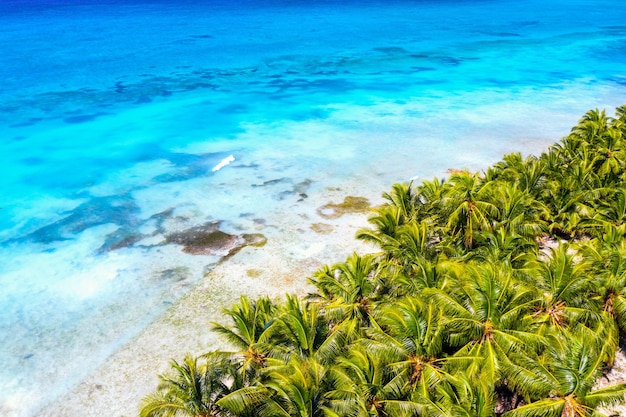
[140,104,626,417]
[139,352,240,417]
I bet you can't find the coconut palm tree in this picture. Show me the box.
[472,229,538,271]
[140,103,626,417]
[326,344,421,417]
[440,171,499,249]
[489,183,548,240]
[381,181,418,222]
[356,205,405,251]
[265,356,333,417]
[217,356,332,417]
[411,177,447,223]
[364,296,451,395]
[569,109,610,149]
[384,250,461,298]
[271,295,360,365]
[211,296,278,378]
[421,372,496,417]
[616,104,626,122]
[365,219,452,297]
[307,253,379,326]
[140,352,239,417]
[271,295,328,359]
[540,119,607,237]
[593,126,624,185]
[487,152,546,198]
[426,262,543,388]
[357,186,441,261]
[502,325,625,417]
[582,229,626,333]
[391,220,438,264]
[592,188,626,228]
[531,243,599,331]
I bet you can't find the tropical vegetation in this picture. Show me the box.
[139,104,626,417]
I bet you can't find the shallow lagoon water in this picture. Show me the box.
[1,0,625,415]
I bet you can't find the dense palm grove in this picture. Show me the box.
[140,105,626,417]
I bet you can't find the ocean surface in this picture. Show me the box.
[0,0,625,415]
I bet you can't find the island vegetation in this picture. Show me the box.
[139,104,626,417]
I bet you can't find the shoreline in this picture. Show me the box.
[45,188,379,417]
[34,160,626,417]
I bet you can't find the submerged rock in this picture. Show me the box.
[246,269,263,278]
[165,223,234,255]
[15,195,140,245]
[241,233,267,248]
[158,267,191,282]
[98,227,144,253]
[310,223,334,234]
[165,222,266,257]
[316,196,371,219]
[251,177,287,187]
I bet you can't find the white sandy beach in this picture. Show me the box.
[45,185,626,417]
[45,185,380,417]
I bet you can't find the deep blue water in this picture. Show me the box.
[1,0,625,415]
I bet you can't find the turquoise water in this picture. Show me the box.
[1,0,625,415]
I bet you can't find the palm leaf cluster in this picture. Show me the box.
[140,105,626,417]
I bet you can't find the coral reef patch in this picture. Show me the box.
[316,196,371,219]
[310,223,334,234]
[165,222,266,257]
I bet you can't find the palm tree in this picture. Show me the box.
[357,186,440,263]
[390,220,438,265]
[472,229,538,271]
[326,344,419,417]
[211,296,278,377]
[356,204,405,250]
[530,243,600,331]
[441,171,499,248]
[592,188,626,228]
[616,104,626,122]
[541,169,597,238]
[426,262,543,389]
[569,109,610,149]
[140,103,626,417]
[266,356,332,417]
[412,177,447,222]
[487,152,546,198]
[502,326,626,417]
[540,122,604,238]
[140,352,239,417]
[384,250,461,298]
[366,219,452,297]
[381,181,418,222]
[365,296,451,395]
[421,372,496,417]
[308,253,379,325]
[582,229,626,333]
[489,183,548,240]
[218,356,332,417]
[272,295,328,359]
[272,295,360,365]
[593,126,624,185]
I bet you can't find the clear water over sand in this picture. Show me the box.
[0,0,625,415]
